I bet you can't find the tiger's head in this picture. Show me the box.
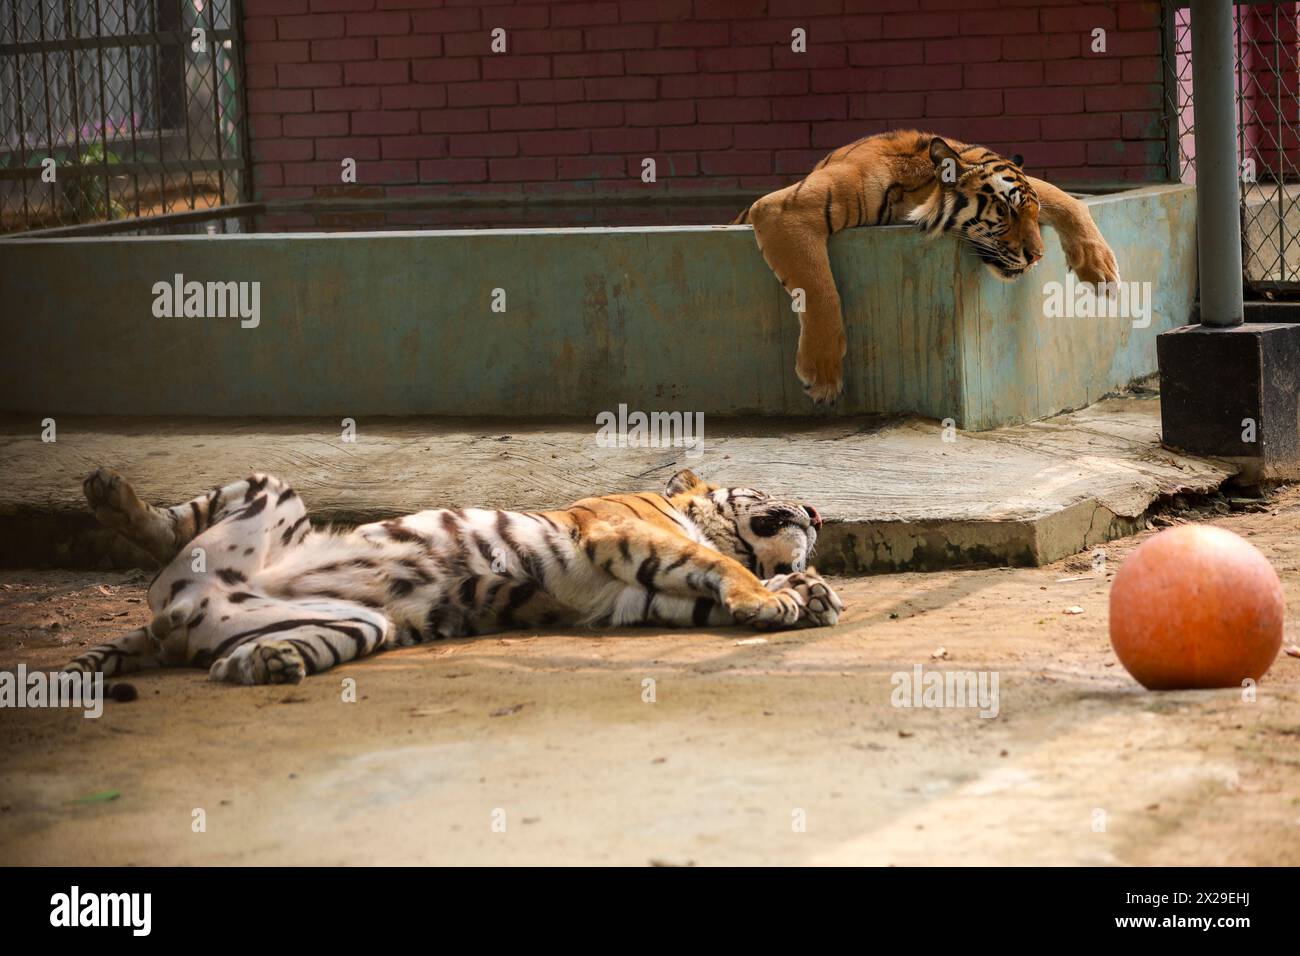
[912,136,1044,281]
[664,469,822,579]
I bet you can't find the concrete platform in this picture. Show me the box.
[0,396,1233,573]
[0,185,1195,431]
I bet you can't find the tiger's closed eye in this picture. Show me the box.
[750,511,803,537]
[748,515,780,537]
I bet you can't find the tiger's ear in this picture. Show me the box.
[665,469,708,497]
[1011,153,1025,168]
[928,137,964,183]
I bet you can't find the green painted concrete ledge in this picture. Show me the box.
[0,185,1194,430]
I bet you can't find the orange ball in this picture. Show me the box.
[1109,525,1284,690]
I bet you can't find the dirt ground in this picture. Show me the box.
[2,493,1299,866]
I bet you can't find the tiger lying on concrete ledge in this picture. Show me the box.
[65,467,843,685]
[734,129,1122,403]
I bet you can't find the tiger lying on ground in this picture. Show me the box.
[734,129,1122,403]
[65,466,843,685]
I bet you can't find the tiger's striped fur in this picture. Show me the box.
[734,129,1121,403]
[66,466,842,685]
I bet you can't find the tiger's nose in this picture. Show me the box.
[802,504,822,529]
[1025,247,1043,264]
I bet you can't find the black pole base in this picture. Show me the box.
[1191,300,1300,324]
[1157,321,1300,482]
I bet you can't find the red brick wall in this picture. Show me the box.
[242,0,1167,218]
[1238,3,1299,182]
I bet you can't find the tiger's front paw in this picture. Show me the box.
[729,586,803,630]
[1065,236,1120,291]
[795,330,847,405]
[764,570,843,627]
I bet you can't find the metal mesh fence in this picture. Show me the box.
[0,0,249,234]
[1164,0,1300,293]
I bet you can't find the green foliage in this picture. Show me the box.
[62,142,126,222]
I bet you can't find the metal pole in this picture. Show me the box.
[1190,0,1244,326]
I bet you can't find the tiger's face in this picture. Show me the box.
[921,137,1045,281]
[665,470,822,579]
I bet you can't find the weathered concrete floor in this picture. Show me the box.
[2,492,1298,865]
[0,397,1233,572]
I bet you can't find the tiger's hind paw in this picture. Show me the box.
[84,466,147,531]
[254,641,307,684]
[209,640,306,685]
[83,466,174,561]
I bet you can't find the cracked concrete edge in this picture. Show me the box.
[816,517,1039,574]
[800,483,1213,575]
[1032,499,1144,567]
